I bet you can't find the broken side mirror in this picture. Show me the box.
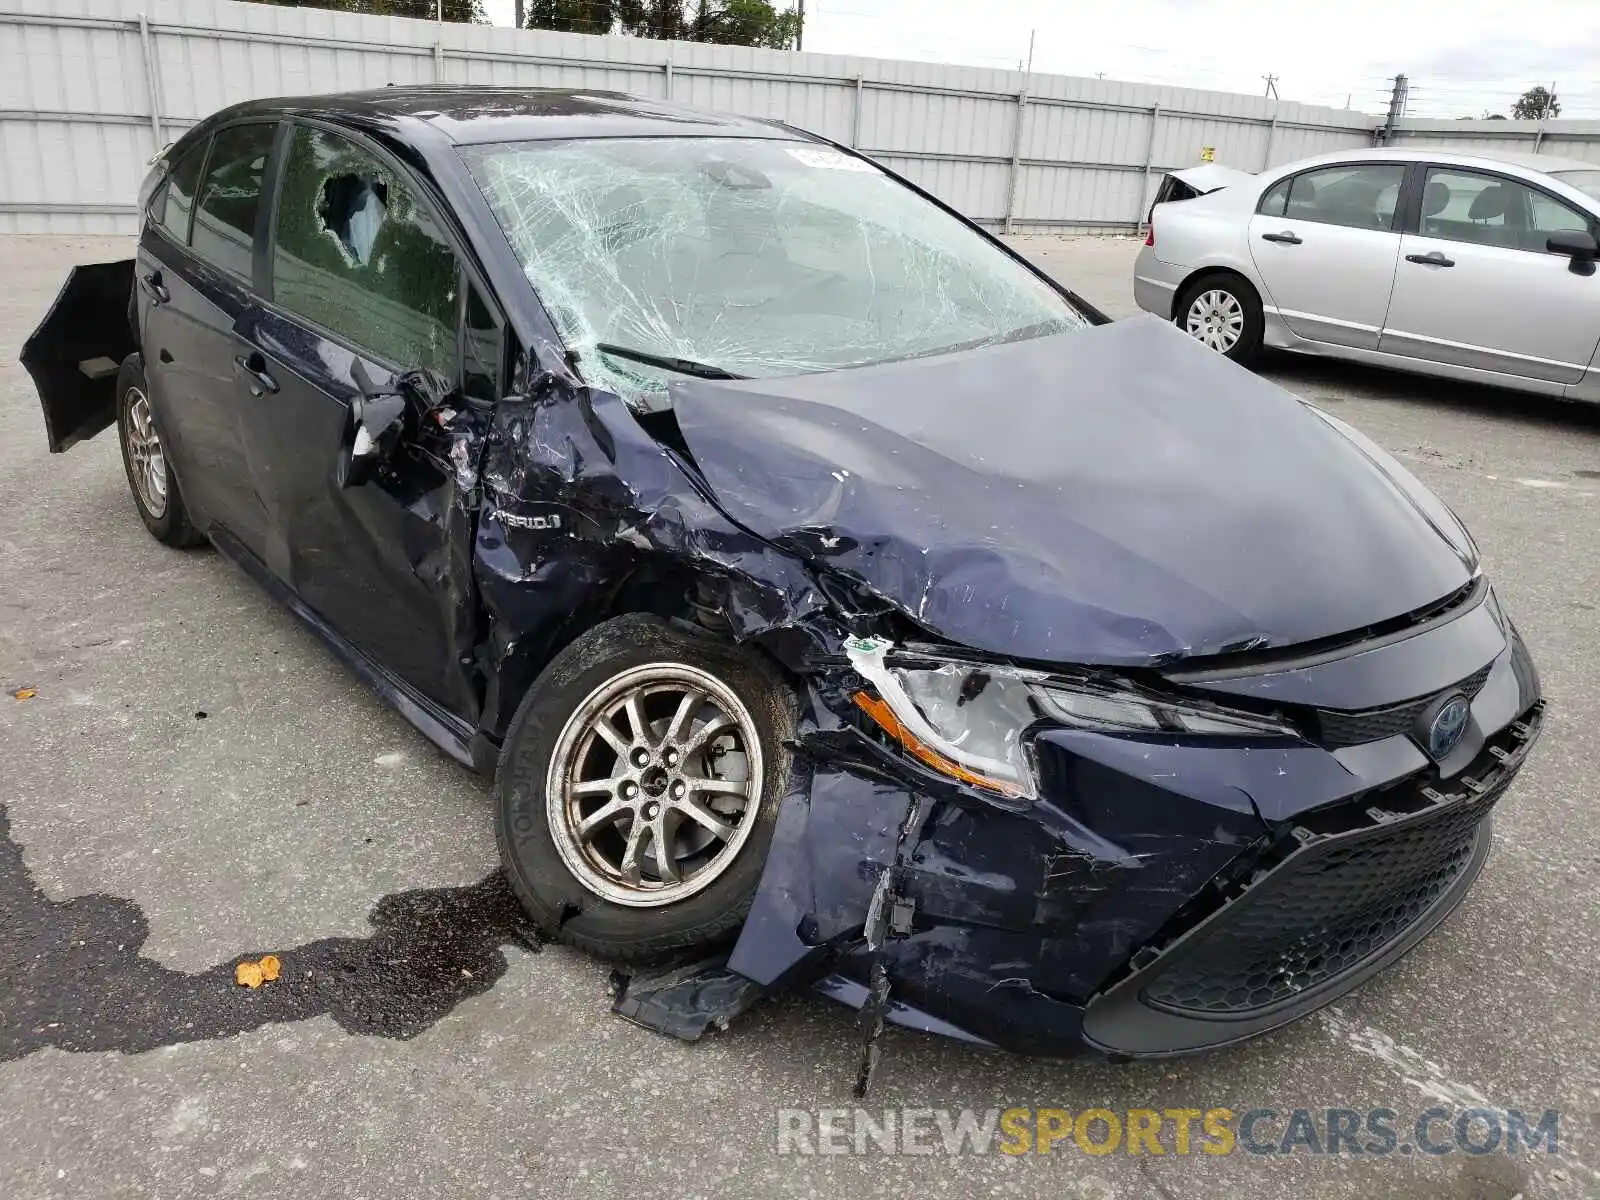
[342,390,407,487]
[340,361,411,488]
[340,364,461,488]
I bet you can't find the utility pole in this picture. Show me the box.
[514,0,524,29]
[1534,79,1557,152]
[1024,28,1035,75]
[1262,73,1278,100]
[796,0,804,50]
[1378,73,1407,145]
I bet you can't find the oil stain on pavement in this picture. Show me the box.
[0,804,542,1062]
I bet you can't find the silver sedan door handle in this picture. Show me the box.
[1405,251,1455,268]
[1260,231,1303,245]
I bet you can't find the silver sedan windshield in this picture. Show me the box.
[461,136,1085,406]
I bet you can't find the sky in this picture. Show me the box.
[478,0,1600,119]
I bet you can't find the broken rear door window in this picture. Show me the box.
[271,125,458,376]
[155,140,210,247]
[460,137,1087,408]
[191,123,276,282]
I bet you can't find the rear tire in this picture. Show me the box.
[1175,272,1265,367]
[494,614,796,964]
[116,355,204,548]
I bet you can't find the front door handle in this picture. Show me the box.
[1405,251,1455,268]
[1261,231,1303,245]
[233,352,279,397]
[140,270,170,304]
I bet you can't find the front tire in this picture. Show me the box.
[116,355,204,547]
[1175,272,1264,366]
[495,614,796,964]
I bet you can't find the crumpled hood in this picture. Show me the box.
[670,316,1474,666]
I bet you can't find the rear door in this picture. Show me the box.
[1247,162,1408,349]
[1380,166,1600,384]
[139,121,281,553]
[236,121,503,719]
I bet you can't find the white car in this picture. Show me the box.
[1134,147,1600,399]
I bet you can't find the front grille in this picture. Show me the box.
[1314,662,1493,748]
[1138,708,1539,1018]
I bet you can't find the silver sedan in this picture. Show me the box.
[1134,147,1600,400]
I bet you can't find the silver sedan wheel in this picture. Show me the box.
[545,663,763,908]
[1185,289,1245,354]
[123,387,168,518]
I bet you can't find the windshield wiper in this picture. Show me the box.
[591,342,749,381]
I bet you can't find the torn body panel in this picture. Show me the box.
[22,261,136,452]
[469,372,834,742]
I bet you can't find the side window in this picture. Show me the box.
[1418,169,1594,253]
[1284,164,1405,231]
[191,123,276,281]
[461,280,502,402]
[271,124,458,375]
[1257,176,1290,217]
[1418,169,1526,249]
[155,142,208,245]
[1527,188,1593,250]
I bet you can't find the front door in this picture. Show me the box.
[1380,166,1600,385]
[1248,162,1408,350]
[237,121,500,721]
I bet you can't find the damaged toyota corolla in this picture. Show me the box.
[24,88,1543,1065]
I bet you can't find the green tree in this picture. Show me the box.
[256,0,487,21]
[527,0,614,34]
[526,0,801,48]
[1511,86,1560,120]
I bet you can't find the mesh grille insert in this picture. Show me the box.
[1315,663,1493,748]
[1136,709,1538,1019]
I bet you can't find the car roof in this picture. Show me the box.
[1272,144,1598,179]
[208,86,805,147]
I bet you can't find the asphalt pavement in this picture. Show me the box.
[2,232,1597,1200]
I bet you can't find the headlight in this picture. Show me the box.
[844,637,1298,802]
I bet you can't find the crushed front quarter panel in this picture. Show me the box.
[670,316,1475,667]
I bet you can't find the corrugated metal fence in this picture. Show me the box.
[4,0,1600,236]
[1,0,1381,233]
[1389,118,1600,163]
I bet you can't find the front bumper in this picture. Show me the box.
[727,610,1543,1058]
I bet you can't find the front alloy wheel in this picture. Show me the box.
[546,663,762,908]
[495,614,795,963]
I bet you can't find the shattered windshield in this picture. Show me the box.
[461,136,1085,407]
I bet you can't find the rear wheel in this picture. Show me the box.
[495,614,796,964]
[116,355,203,547]
[1175,273,1264,366]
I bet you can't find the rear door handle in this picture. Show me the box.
[140,270,169,304]
[1261,231,1303,245]
[233,352,279,397]
[1405,251,1455,267]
